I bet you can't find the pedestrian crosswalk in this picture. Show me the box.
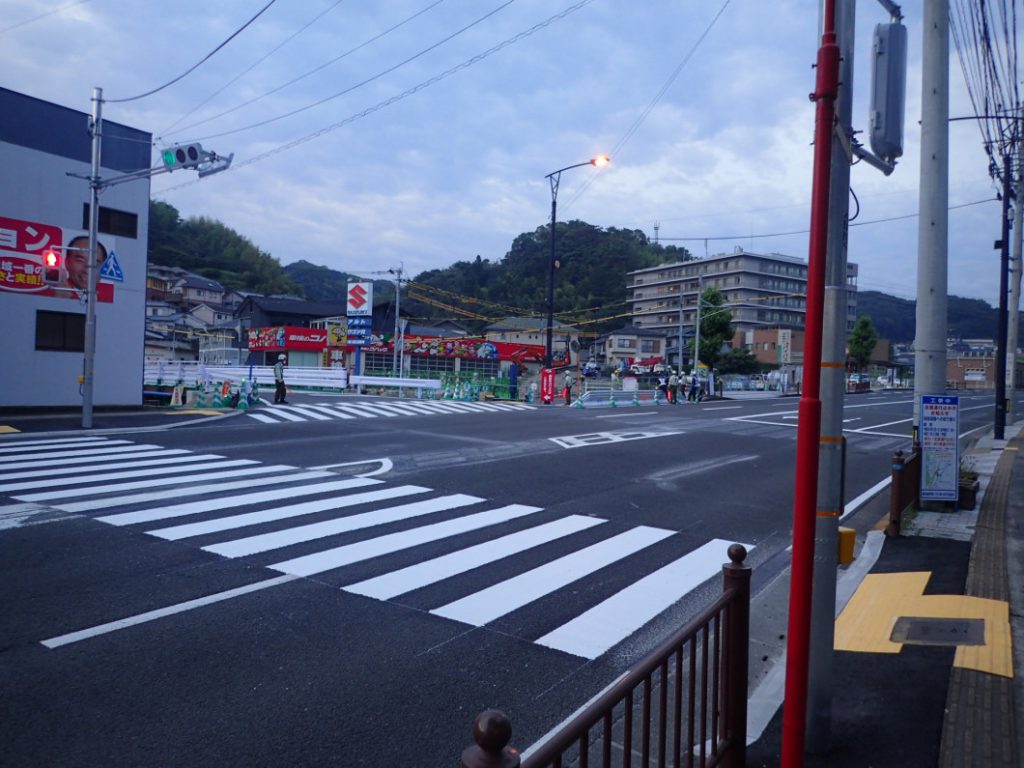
[248,398,536,423]
[0,435,749,659]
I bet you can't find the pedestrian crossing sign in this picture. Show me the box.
[99,251,124,282]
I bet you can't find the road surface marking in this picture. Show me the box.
[345,515,606,600]
[203,493,486,556]
[0,436,110,453]
[54,470,338,514]
[0,459,259,494]
[11,464,284,501]
[596,412,658,419]
[41,576,299,649]
[431,526,675,627]
[550,430,683,449]
[269,504,542,577]
[147,485,433,540]
[99,477,381,527]
[0,452,222,482]
[704,405,742,411]
[536,538,752,659]
[0,444,178,470]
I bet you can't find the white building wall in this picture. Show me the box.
[0,92,150,407]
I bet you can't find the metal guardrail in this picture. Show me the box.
[460,545,752,768]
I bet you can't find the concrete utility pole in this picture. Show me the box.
[82,87,103,429]
[806,0,855,751]
[996,155,1012,439]
[1008,161,1023,408]
[913,0,950,440]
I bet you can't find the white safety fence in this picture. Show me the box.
[143,362,440,395]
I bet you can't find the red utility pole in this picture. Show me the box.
[781,3,840,766]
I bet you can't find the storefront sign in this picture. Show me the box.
[247,326,327,351]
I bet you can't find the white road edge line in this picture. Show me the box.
[41,575,299,649]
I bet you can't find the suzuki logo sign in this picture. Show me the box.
[347,281,372,317]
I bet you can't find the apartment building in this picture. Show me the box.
[627,247,859,368]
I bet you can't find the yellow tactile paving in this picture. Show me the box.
[834,571,1013,679]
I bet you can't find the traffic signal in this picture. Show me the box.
[42,249,61,284]
[161,142,205,171]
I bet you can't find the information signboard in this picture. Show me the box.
[920,395,960,502]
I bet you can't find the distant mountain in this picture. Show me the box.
[283,260,394,304]
[858,290,1018,343]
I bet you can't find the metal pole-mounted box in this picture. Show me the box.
[869,22,908,162]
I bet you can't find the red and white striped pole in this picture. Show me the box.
[781,3,839,766]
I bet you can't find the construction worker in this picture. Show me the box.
[274,354,288,404]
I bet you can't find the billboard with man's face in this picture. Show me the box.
[0,215,114,302]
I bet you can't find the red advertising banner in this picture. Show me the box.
[247,326,328,351]
[0,215,114,302]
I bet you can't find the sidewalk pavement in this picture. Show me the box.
[746,425,1022,767]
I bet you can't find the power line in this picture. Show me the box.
[654,198,997,242]
[164,0,448,137]
[107,0,278,104]
[160,0,352,135]
[157,0,598,192]
[0,0,94,35]
[562,0,731,211]
[186,0,516,142]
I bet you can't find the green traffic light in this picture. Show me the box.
[162,150,175,167]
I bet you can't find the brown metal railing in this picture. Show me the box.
[460,544,751,768]
[886,447,920,536]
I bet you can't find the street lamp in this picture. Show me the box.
[544,155,610,369]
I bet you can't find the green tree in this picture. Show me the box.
[716,347,760,375]
[694,286,733,369]
[847,315,879,371]
[148,200,301,296]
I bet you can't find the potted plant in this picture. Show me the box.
[958,456,980,510]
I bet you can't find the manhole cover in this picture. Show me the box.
[890,617,985,646]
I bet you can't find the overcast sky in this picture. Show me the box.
[1,0,1006,305]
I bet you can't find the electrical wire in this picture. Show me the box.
[848,186,860,223]
[562,0,731,211]
[164,0,448,137]
[160,0,352,135]
[106,0,278,104]
[0,0,93,35]
[157,0,598,192]
[186,0,516,142]
[654,198,997,242]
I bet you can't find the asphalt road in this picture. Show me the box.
[0,389,1009,766]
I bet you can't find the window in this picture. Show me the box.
[616,338,636,349]
[82,204,138,238]
[641,340,657,353]
[410,355,456,374]
[35,310,85,351]
[459,358,499,377]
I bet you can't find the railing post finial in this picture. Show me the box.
[460,709,520,768]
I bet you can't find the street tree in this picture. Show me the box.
[694,287,733,369]
[847,315,879,371]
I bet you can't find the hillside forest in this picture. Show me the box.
[148,200,1009,343]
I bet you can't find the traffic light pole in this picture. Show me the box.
[77,87,233,428]
[82,86,103,429]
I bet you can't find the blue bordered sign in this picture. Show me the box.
[98,251,124,282]
[919,395,959,502]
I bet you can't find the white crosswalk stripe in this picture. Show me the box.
[0,435,749,659]
[249,398,536,423]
